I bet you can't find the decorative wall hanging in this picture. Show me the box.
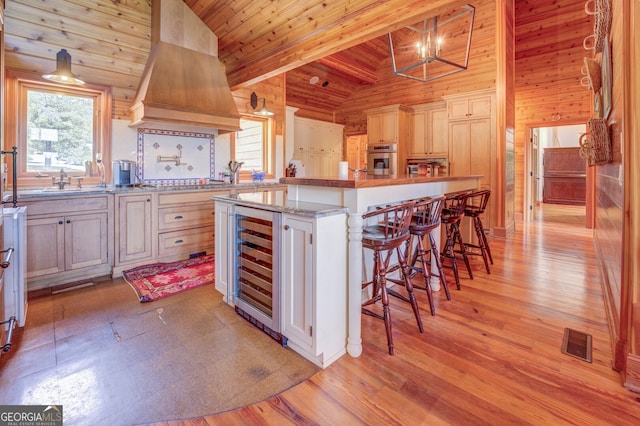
[600,35,612,119]
[579,118,611,166]
[580,56,601,92]
[584,0,611,54]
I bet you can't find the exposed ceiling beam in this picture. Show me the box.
[222,0,451,89]
[317,52,378,85]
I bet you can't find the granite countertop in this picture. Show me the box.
[279,173,484,188]
[213,191,348,218]
[4,181,283,201]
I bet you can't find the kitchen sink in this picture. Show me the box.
[41,186,110,193]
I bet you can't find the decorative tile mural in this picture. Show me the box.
[137,128,215,186]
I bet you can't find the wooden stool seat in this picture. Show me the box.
[440,190,474,290]
[361,200,423,355]
[463,189,493,273]
[404,196,450,316]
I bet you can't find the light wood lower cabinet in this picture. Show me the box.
[116,193,154,266]
[156,190,220,261]
[25,195,113,290]
[113,190,221,275]
[27,216,65,278]
[281,212,347,368]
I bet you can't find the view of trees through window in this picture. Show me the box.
[27,90,94,173]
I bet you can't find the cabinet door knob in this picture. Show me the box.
[58,220,64,225]
[66,219,71,224]
[146,199,151,202]
[284,225,290,230]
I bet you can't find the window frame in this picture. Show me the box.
[230,114,274,180]
[4,69,112,188]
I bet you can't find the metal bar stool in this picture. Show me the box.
[440,190,473,290]
[463,189,493,273]
[393,196,449,316]
[361,200,422,355]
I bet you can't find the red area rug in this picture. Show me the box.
[123,255,215,302]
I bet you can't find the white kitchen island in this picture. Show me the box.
[280,173,482,358]
[213,190,349,368]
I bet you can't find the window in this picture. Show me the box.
[5,70,112,187]
[231,116,273,178]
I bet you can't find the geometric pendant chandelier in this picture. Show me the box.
[388,4,475,83]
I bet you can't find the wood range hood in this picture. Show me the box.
[129,0,241,134]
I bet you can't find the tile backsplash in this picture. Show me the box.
[136,128,215,185]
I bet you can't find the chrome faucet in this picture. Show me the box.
[52,168,72,189]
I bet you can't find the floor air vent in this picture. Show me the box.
[561,328,592,362]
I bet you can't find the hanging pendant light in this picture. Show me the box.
[388,4,475,83]
[42,49,85,85]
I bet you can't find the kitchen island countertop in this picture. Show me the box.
[212,191,347,218]
[281,173,483,360]
[279,173,483,189]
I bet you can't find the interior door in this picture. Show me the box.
[346,135,360,169]
[530,128,539,219]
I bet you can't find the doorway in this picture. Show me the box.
[346,134,368,171]
[525,123,588,226]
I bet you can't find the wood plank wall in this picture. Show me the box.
[514,0,592,217]
[232,75,286,136]
[496,0,516,236]
[3,0,151,120]
[595,0,625,374]
[3,0,284,135]
[334,0,498,134]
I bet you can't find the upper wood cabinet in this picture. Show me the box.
[444,89,496,233]
[366,105,411,145]
[409,102,448,158]
[447,94,492,121]
[293,117,344,177]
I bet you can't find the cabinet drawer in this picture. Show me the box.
[158,190,227,206]
[158,225,214,258]
[158,205,214,231]
[25,196,109,216]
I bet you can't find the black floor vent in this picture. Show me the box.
[561,328,592,363]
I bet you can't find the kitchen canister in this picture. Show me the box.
[338,161,349,179]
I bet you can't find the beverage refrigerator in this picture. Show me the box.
[232,205,285,345]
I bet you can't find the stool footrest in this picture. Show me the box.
[362,307,384,321]
[387,287,410,304]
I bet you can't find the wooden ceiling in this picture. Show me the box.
[2,0,456,119]
[183,0,454,115]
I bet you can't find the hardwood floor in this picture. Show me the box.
[153,204,640,425]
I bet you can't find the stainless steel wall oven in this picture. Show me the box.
[367,143,398,175]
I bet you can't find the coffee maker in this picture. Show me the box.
[112,160,138,187]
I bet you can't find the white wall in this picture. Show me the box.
[538,124,585,149]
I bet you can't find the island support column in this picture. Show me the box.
[347,212,363,357]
